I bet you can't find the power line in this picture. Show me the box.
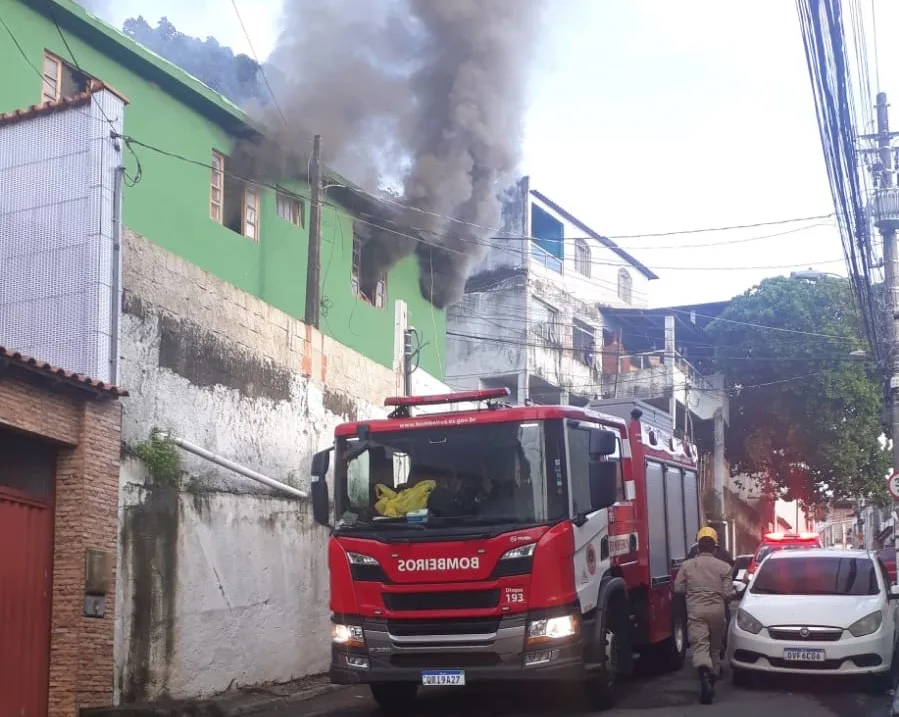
[228,0,291,135]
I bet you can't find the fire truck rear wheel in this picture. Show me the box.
[656,608,687,671]
[369,682,418,711]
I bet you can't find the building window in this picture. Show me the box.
[617,268,633,305]
[573,319,595,365]
[352,232,386,309]
[210,151,224,222]
[210,150,261,241]
[276,191,304,227]
[40,51,91,103]
[532,298,560,346]
[243,186,260,241]
[574,239,591,277]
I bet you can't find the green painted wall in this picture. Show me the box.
[0,0,445,378]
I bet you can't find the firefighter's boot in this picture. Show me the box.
[698,667,713,704]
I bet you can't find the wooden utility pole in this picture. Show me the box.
[304,135,322,328]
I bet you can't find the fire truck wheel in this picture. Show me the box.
[584,625,619,709]
[656,608,687,671]
[369,682,418,711]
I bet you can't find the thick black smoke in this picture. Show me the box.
[265,0,546,308]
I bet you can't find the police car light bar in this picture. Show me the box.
[384,387,510,408]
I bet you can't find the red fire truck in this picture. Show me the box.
[309,389,702,710]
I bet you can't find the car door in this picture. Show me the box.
[877,558,898,646]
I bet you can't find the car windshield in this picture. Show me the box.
[750,556,879,596]
[333,420,566,530]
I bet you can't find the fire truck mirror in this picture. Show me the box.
[589,430,618,457]
[588,460,618,512]
[311,478,330,527]
[311,448,331,478]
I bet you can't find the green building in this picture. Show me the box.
[0,0,445,378]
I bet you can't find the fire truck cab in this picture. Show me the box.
[309,389,702,711]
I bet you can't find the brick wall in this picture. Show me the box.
[0,369,122,716]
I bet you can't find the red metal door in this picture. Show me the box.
[0,487,54,717]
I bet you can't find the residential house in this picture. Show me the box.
[0,0,448,709]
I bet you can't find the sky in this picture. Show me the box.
[81,0,899,309]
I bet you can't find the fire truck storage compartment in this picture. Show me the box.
[646,461,700,581]
[665,466,687,562]
[645,461,669,580]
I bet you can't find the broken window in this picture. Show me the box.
[276,190,304,227]
[351,232,386,309]
[41,51,91,103]
[532,298,560,346]
[617,268,633,305]
[573,319,595,364]
[210,150,262,241]
[574,239,591,277]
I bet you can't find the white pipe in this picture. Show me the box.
[155,432,308,499]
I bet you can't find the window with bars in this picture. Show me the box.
[40,51,91,104]
[573,319,595,364]
[574,239,591,277]
[276,191,304,227]
[352,232,386,309]
[532,298,560,346]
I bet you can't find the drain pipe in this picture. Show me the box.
[154,431,308,499]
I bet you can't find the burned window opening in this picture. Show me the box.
[352,232,386,309]
[210,150,261,241]
[41,51,91,103]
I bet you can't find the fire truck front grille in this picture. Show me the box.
[386,617,501,636]
[383,589,500,612]
[390,652,501,669]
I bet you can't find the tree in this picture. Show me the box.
[707,276,888,505]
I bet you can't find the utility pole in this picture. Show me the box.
[304,135,323,329]
[870,92,899,577]
[403,328,414,396]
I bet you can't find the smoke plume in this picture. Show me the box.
[263,0,546,308]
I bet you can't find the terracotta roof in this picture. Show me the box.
[0,346,127,397]
[0,80,109,129]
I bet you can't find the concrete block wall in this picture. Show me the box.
[115,230,448,702]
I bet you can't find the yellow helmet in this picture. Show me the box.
[697,526,719,545]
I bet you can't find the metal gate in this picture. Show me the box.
[0,486,54,717]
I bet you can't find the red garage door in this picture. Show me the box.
[0,429,56,717]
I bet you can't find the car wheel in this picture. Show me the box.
[370,682,419,711]
[731,667,753,688]
[867,670,894,695]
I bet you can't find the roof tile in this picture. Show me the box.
[0,346,128,397]
[0,80,108,129]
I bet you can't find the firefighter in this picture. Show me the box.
[686,535,734,659]
[674,526,733,705]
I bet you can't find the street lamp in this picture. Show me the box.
[790,268,844,280]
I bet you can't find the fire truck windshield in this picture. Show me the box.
[333,420,566,531]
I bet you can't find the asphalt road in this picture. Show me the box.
[257,664,896,717]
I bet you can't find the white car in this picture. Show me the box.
[728,548,899,691]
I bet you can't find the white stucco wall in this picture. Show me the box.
[115,231,449,702]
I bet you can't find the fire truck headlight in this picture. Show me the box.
[346,552,379,566]
[527,614,579,644]
[500,543,536,560]
[331,623,365,648]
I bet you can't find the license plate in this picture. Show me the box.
[421,670,466,686]
[783,648,826,662]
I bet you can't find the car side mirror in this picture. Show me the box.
[311,448,331,478]
[311,478,330,527]
[732,580,747,599]
[888,585,899,600]
[589,429,618,457]
[588,461,618,512]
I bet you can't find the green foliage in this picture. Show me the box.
[134,432,183,486]
[121,16,275,107]
[707,276,888,503]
